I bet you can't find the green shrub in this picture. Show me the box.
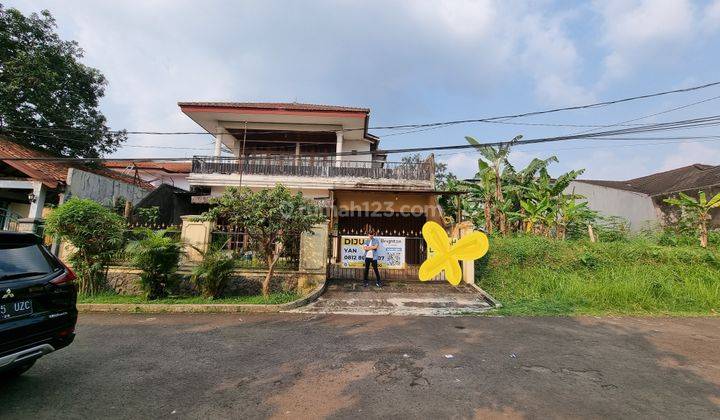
[578,251,599,268]
[595,216,630,242]
[191,244,236,298]
[125,229,182,299]
[45,198,125,295]
[135,206,160,225]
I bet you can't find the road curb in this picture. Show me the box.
[77,281,327,314]
[467,282,502,308]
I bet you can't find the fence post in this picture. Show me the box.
[180,215,214,263]
[16,218,42,234]
[458,222,476,285]
[298,222,329,293]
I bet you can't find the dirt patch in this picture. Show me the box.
[266,361,374,419]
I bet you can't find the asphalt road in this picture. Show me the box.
[1,314,719,419]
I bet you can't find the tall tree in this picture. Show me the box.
[0,6,125,157]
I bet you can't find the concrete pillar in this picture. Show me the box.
[17,218,42,234]
[458,222,476,285]
[180,215,215,262]
[28,181,46,219]
[299,222,329,271]
[298,222,329,293]
[335,131,343,166]
[214,125,225,157]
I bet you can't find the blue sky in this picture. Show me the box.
[8,0,720,180]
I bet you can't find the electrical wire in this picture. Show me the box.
[3,80,720,136]
[3,114,720,162]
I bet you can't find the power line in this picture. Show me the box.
[4,114,720,162]
[382,92,720,139]
[4,80,720,136]
[435,136,720,158]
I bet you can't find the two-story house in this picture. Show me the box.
[179,102,446,279]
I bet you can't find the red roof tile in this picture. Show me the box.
[104,161,192,174]
[0,137,71,188]
[0,137,154,190]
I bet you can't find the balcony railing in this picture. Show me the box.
[191,155,434,182]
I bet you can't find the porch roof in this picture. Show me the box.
[177,102,370,113]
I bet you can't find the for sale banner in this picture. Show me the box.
[340,236,406,269]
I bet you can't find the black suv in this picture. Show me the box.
[0,232,78,378]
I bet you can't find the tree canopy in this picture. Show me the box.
[0,6,125,157]
[201,185,325,296]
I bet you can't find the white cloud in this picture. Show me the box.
[661,141,720,170]
[409,0,497,39]
[593,0,696,80]
[407,0,593,105]
[517,12,595,105]
[439,148,545,181]
[441,153,479,180]
[703,0,720,33]
[568,148,654,180]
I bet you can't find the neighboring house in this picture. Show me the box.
[104,161,191,190]
[132,183,205,226]
[0,137,154,231]
[568,164,720,231]
[178,101,444,276]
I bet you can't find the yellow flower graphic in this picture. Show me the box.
[419,221,489,286]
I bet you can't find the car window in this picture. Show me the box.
[0,243,58,279]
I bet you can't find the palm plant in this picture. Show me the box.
[664,191,720,248]
[191,242,236,298]
[125,229,183,299]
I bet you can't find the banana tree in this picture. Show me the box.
[507,197,551,234]
[464,160,496,233]
[466,135,521,234]
[664,191,720,248]
[556,195,596,240]
[503,156,560,232]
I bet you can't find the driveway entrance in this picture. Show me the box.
[292,279,495,316]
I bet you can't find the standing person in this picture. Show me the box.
[363,229,382,288]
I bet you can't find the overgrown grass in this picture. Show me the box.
[477,235,720,316]
[78,291,301,305]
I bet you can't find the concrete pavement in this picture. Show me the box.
[1,314,719,419]
[292,280,494,316]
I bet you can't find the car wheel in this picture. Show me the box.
[0,361,36,379]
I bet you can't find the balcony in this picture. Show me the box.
[190,155,434,182]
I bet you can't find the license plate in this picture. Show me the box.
[0,300,33,320]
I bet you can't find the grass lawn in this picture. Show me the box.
[477,235,720,316]
[78,291,301,305]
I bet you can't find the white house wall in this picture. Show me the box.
[567,181,658,231]
[340,140,372,161]
[67,168,150,206]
